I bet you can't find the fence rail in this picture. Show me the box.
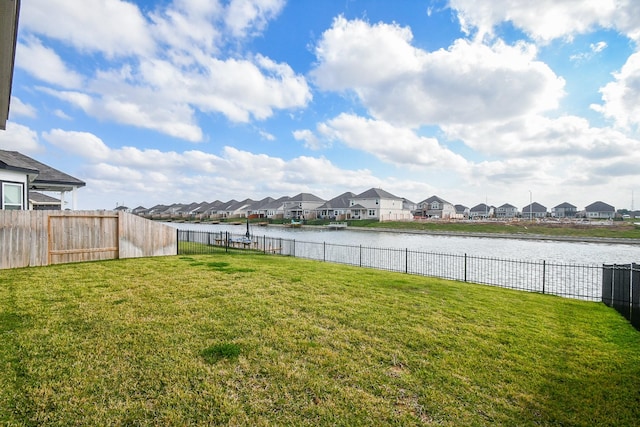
[178,230,603,301]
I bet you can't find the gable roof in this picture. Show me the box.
[470,203,491,213]
[498,203,517,209]
[317,192,356,209]
[0,150,85,191]
[354,188,401,200]
[522,202,547,213]
[554,202,577,209]
[585,201,614,212]
[420,195,452,205]
[288,192,325,203]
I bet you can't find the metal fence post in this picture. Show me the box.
[323,242,326,262]
[464,253,467,282]
[542,260,546,294]
[405,248,408,274]
[359,245,362,268]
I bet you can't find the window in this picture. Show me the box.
[368,209,376,216]
[2,182,24,210]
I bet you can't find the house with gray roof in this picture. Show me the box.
[552,202,577,218]
[495,203,518,218]
[348,188,412,221]
[283,193,325,220]
[522,202,547,219]
[415,195,456,219]
[455,204,469,219]
[315,191,355,220]
[585,201,615,219]
[469,203,493,219]
[0,150,85,210]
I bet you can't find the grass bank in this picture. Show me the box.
[1,254,639,426]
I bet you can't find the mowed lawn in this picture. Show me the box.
[1,253,639,426]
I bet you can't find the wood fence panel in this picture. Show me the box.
[118,212,177,258]
[0,210,177,269]
[48,213,119,265]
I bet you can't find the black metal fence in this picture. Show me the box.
[178,229,604,301]
[602,263,640,329]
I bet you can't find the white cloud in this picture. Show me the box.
[448,0,640,43]
[224,0,286,38]
[16,37,84,88]
[443,114,640,159]
[0,123,44,154]
[316,113,469,170]
[293,129,324,150]
[311,17,564,127]
[591,52,640,130]
[19,0,310,142]
[9,97,37,119]
[42,129,379,208]
[42,129,111,160]
[21,0,155,57]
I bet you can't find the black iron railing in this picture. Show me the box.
[178,230,604,301]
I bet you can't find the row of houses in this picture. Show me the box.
[131,188,414,222]
[130,190,624,222]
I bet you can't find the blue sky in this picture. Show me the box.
[2,0,640,211]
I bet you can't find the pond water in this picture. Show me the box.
[168,222,640,266]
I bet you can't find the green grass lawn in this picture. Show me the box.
[1,253,639,426]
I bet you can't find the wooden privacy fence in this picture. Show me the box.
[0,210,177,269]
[602,263,640,330]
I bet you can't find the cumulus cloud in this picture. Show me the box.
[313,113,469,170]
[42,129,111,160]
[18,0,310,142]
[16,37,84,89]
[443,114,640,159]
[311,17,564,127]
[591,52,640,130]
[40,129,378,207]
[0,123,43,154]
[9,97,37,119]
[224,0,285,38]
[21,0,155,57]
[449,0,640,42]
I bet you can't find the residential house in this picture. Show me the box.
[585,201,615,219]
[454,204,469,219]
[224,198,255,218]
[552,202,577,218]
[415,195,456,219]
[0,150,85,210]
[284,193,325,219]
[246,197,274,218]
[521,202,547,219]
[469,203,494,219]
[315,192,356,220]
[29,191,62,210]
[349,188,412,221]
[495,203,518,219]
[259,196,289,219]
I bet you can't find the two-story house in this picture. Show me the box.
[585,201,615,219]
[495,203,518,218]
[552,202,577,218]
[348,188,412,221]
[415,195,456,219]
[283,193,325,220]
[521,202,547,219]
[469,203,494,219]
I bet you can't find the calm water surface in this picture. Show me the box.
[169,222,640,265]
